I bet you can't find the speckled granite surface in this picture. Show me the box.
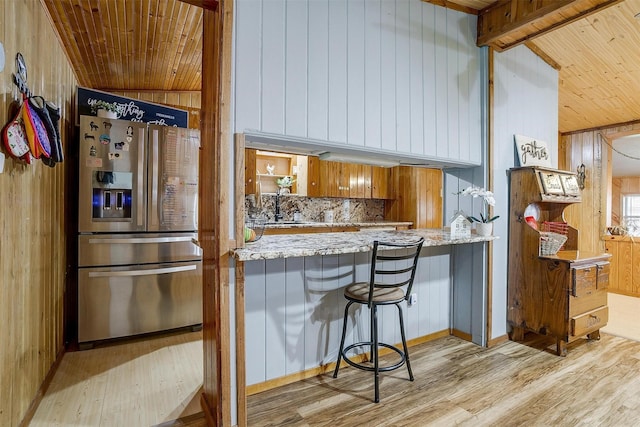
[232,229,497,261]
[263,221,412,229]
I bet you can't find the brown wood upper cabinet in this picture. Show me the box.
[318,160,392,199]
[245,148,257,195]
[385,166,443,228]
[246,149,393,199]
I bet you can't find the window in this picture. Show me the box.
[622,194,640,236]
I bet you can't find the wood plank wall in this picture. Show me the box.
[233,0,482,166]
[560,122,640,254]
[0,1,77,426]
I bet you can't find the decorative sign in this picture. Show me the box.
[560,174,581,196]
[77,87,188,127]
[514,135,552,167]
[539,172,564,195]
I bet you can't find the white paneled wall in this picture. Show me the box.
[244,247,450,386]
[234,0,482,165]
[491,45,559,340]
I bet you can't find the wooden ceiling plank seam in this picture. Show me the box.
[163,2,191,90]
[81,0,112,87]
[105,0,125,90]
[125,0,137,90]
[151,0,172,90]
[171,5,195,89]
[94,0,113,85]
[41,0,86,85]
[69,0,102,87]
[140,0,153,89]
[177,9,203,90]
[56,0,92,86]
[169,2,196,90]
[144,0,162,91]
[158,0,181,91]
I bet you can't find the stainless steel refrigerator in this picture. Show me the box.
[77,116,202,345]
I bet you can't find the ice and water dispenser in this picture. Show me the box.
[91,171,133,221]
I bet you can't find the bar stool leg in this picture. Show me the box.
[333,301,353,378]
[396,303,413,381]
[372,303,380,403]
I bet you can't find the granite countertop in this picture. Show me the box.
[232,229,497,261]
[263,220,412,229]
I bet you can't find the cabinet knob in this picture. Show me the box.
[248,178,252,183]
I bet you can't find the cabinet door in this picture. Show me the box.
[348,164,368,199]
[307,156,321,197]
[371,166,390,199]
[245,148,257,195]
[319,160,339,197]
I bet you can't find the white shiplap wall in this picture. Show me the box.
[244,247,450,386]
[233,0,481,165]
[491,45,559,339]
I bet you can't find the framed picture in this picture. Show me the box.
[560,174,581,196]
[539,172,564,195]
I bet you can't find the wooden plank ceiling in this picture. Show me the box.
[41,0,640,133]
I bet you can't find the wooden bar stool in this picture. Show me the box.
[333,238,424,403]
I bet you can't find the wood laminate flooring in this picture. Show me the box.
[28,294,640,426]
[247,333,640,426]
[601,293,640,342]
[29,330,203,427]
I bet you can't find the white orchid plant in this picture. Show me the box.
[455,186,500,223]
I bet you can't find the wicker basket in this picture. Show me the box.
[542,221,569,235]
[244,216,266,243]
[540,232,567,256]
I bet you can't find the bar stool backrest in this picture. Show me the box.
[367,238,425,308]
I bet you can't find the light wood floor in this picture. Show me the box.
[601,292,640,342]
[28,293,640,427]
[247,332,640,426]
[29,330,203,427]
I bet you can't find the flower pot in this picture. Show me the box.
[476,222,493,236]
[96,109,117,119]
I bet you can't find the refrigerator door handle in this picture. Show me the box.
[88,264,197,278]
[137,126,145,227]
[150,128,159,228]
[88,236,195,244]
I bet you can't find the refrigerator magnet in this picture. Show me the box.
[86,157,102,168]
[89,121,99,131]
[126,126,133,137]
[89,145,97,156]
[99,134,110,145]
[103,121,112,130]
[114,141,129,151]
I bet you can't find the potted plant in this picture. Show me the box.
[275,175,295,194]
[455,185,499,236]
[91,100,119,119]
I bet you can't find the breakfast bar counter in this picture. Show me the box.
[232,228,497,261]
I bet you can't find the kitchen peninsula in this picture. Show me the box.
[231,227,496,399]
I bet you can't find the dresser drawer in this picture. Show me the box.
[572,265,597,297]
[569,290,607,318]
[571,306,608,337]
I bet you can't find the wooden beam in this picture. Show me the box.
[477,0,622,51]
[200,0,233,425]
[179,0,218,11]
[421,0,480,16]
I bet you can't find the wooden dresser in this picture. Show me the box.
[507,167,611,356]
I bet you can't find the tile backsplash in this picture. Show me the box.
[246,194,385,223]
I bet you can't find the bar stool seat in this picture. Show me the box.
[333,238,425,403]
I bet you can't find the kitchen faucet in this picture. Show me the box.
[274,189,284,222]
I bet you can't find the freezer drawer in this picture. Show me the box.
[78,232,201,267]
[78,261,202,343]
